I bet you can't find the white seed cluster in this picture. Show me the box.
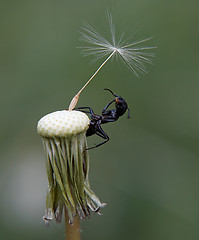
[37,110,90,137]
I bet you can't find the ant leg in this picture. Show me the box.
[101,116,118,123]
[74,107,95,115]
[86,124,109,150]
[102,100,115,114]
[75,110,90,114]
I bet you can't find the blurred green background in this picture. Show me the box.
[0,0,199,239]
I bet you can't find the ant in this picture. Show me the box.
[76,88,130,150]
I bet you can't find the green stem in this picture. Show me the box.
[65,208,81,240]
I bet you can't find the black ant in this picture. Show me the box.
[76,88,130,150]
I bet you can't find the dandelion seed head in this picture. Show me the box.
[37,110,90,137]
[37,110,105,224]
[80,13,156,76]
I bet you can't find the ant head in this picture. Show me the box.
[103,88,130,118]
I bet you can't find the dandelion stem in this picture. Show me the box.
[65,208,81,240]
[68,50,116,111]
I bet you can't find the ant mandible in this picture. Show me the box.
[75,88,130,150]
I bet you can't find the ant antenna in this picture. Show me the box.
[103,88,118,97]
[127,108,130,119]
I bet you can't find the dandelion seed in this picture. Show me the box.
[68,13,155,110]
[80,20,155,75]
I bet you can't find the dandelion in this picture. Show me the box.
[37,110,106,228]
[38,12,155,240]
[68,13,155,111]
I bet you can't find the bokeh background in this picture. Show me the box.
[1,0,199,239]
